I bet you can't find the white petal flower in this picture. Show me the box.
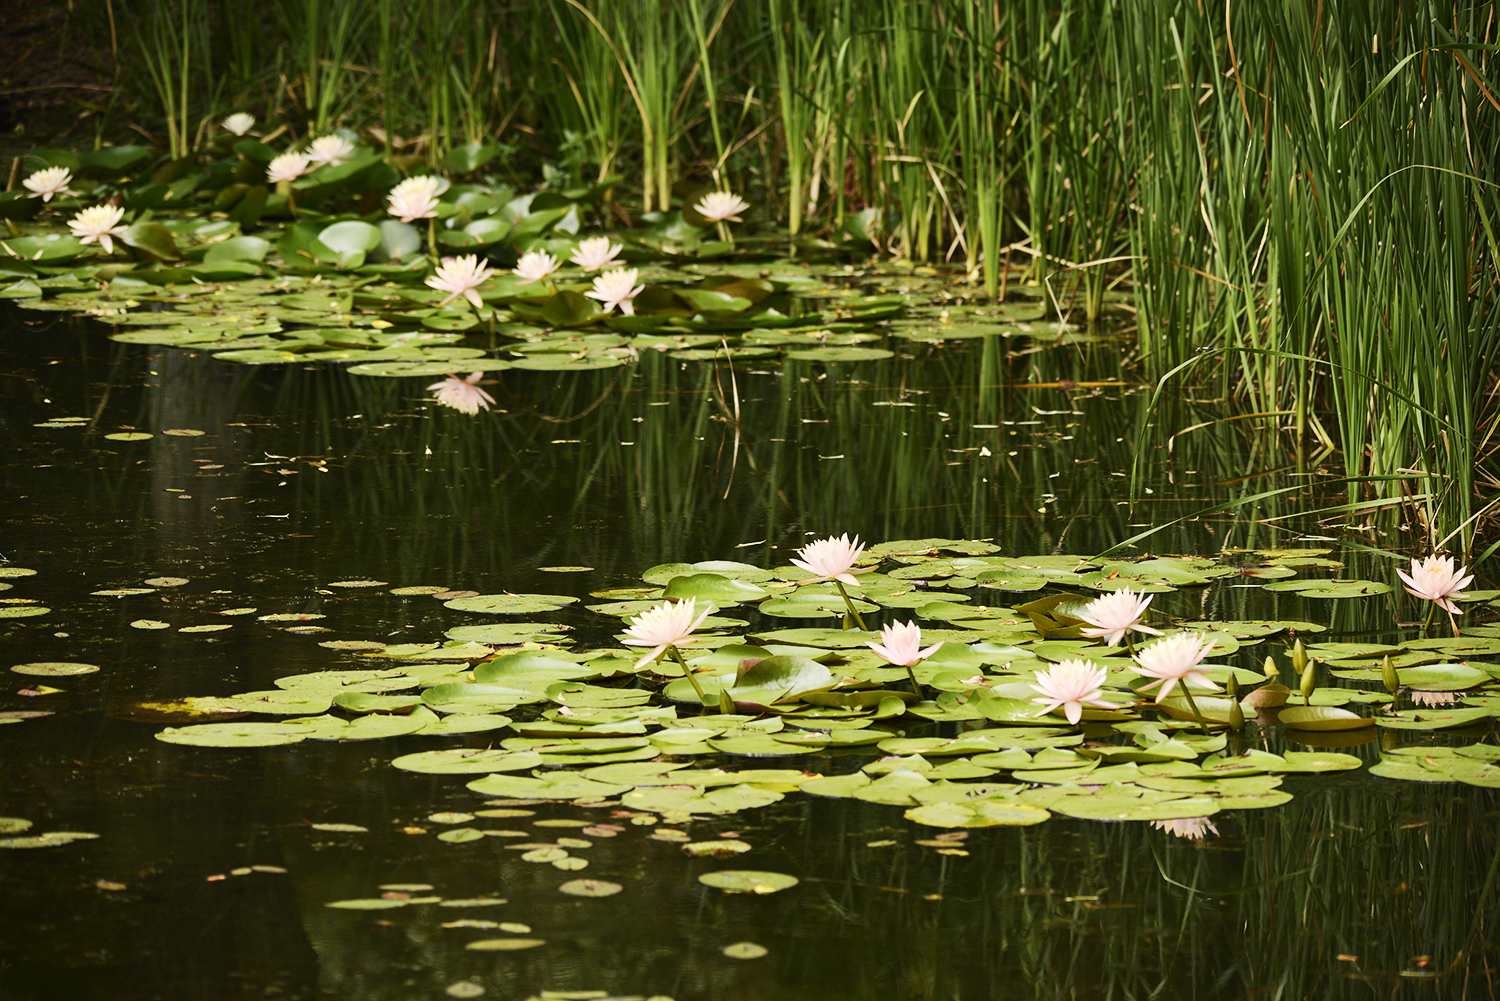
[867,620,942,667]
[1131,633,1219,703]
[568,236,624,271]
[425,254,494,309]
[621,598,713,671]
[1150,817,1218,840]
[387,175,447,223]
[266,151,311,183]
[1077,588,1165,646]
[1029,659,1115,724]
[513,250,561,285]
[23,166,73,202]
[426,372,495,415]
[68,204,128,255]
[306,134,355,167]
[790,534,868,587]
[585,267,645,315]
[695,190,750,223]
[222,113,256,136]
[1396,554,1473,615]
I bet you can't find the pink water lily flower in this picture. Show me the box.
[426,254,494,308]
[23,166,73,202]
[513,250,561,285]
[1131,633,1219,702]
[1396,554,1473,615]
[867,620,941,667]
[426,372,494,415]
[569,236,625,271]
[68,204,128,255]
[621,598,713,670]
[1077,588,1164,646]
[695,190,750,223]
[387,175,447,223]
[1029,659,1115,724]
[266,151,310,183]
[306,134,354,167]
[1150,817,1218,840]
[586,267,645,315]
[790,534,869,586]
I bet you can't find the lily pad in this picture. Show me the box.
[698,870,799,894]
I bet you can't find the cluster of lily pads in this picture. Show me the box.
[58,537,1487,837]
[1,131,1052,389]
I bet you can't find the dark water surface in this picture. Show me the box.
[1,305,1495,1000]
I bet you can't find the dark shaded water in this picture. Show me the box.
[1,304,1495,1000]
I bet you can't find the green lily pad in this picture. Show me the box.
[1277,706,1375,730]
[155,722,309,747]
[904,800,1050,828]
[698,870,799,893]
[1260,579,1392,598]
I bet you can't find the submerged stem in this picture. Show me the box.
[833,580,868,631]
[667,645,712,710]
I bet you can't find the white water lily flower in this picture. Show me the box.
[266,151,311,183]
[425,254,494,309]
[585,267,645,315]
[387,175,447,223]
[1131,633,1218,703]
[1150,817,1218,840]
[23,166,73,202]
[790,533,868,586]
[68,204,128,255]
[568,236,624,271]
[621,598,712,671]
[695,190,749,223]
[222,113,255,136]
[867,620,941,667]
[426,372,495,415]
[1029,659,1115,724]
[513,249,561,285]
[1077,588,1164,647]
[306,134,354,167]
[1396,554,1473,615]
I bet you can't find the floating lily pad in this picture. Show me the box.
[445,593,581,615]
[155,722,308,747]
[11,662,100,676]
[698,870,799,894]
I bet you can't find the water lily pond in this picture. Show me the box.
[2,283,1497,1000]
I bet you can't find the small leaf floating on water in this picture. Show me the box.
[162,429,207,437]
[144,577,189,587]
[130,619,171,630]
[103,432,153,441]
[0,711,54,723]
[12,662,100,676]
[465,938,545,951]
[698,871,799,894]
[445,982,486,999]
[327,580,389,588]
[722,942,769,960]
[309,822,369,833]
[558,879,623,897]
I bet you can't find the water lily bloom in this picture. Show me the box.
[1077,588,1164,646]
[1150,817,1218,840]
[695,190,750,223]
[222,113,255,136]
[569,236,625,271]
[68,204,128,255]
[306,134,354,167]
[867,620,941,667]
[266,151,311,183]
[621,598,713,670]
[1396,554,1472,615]
[513,249,561,285]
[23,166,72,202]
[1131,632,1218,702]
[426,372,494,415]
[790,533,868,586]
[1410,690,1458,708]
[1030,659,1115,724]
[586,267,645,315]
[426,254,494,308]
[387,175,447,223]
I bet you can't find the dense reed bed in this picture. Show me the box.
[42,0,1500,550]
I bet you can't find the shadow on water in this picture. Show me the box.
[1,306,1495,1000]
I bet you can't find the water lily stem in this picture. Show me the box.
[1421,602,1436,634]
[1179,686,1212,736]
[426,218,438,261]
[904,663,923,696]
[667,645,713,710]
[833,581,868,631]
[716,220,733,245]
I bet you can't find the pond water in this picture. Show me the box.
[1,300,1496,1001]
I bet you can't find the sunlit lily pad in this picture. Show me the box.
[155,722,308,747]
[1260,579,1392,598]
[11,662,100,676]
[698,870,799,893]
[445,593,581,615]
